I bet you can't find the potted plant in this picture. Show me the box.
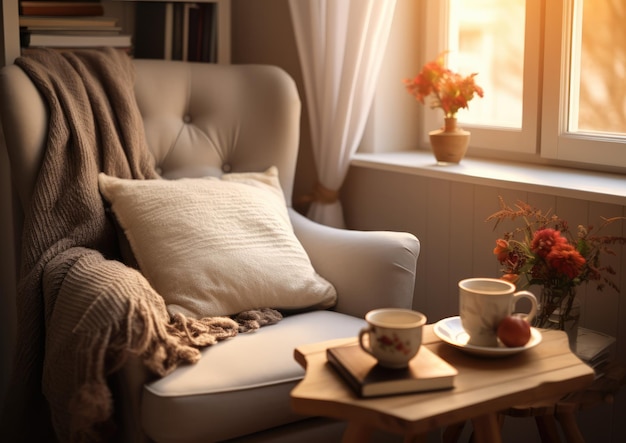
[404,52,483,164]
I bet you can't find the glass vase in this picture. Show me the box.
[534,286,580,351]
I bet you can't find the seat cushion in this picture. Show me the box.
[141,310,365,443]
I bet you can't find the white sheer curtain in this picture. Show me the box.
[289,0,397,228]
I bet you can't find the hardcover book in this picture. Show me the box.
[20,2,105,17]
[19,15,118,29]
[23,32,131,49]
[327,344,457,398]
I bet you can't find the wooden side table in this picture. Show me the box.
[290,326,595,443]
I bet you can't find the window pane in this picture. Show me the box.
[448,0,526,128]
[570,0,626,136]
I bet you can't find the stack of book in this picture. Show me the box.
[19,1,132,51]
[575,327,616,379]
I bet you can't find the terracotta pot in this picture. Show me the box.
[429,117,470,164]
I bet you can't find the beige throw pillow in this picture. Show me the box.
[98,167,337,318]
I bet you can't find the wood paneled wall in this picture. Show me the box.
[343,164,626,442]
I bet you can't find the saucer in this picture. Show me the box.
[433,316,542,357]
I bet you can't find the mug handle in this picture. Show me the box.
[358,326,375,358]
[510,290,538,324]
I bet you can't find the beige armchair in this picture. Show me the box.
[0,50,419,442]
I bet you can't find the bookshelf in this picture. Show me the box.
[0,0,231,67]
[118,0,230,63]
[1,0,21,66]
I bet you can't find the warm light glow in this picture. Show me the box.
[448,0,526,128]
[450,0,626,136]
[570,0,626,136]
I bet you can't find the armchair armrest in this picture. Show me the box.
[289,209,420,319]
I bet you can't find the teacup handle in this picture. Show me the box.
[510,290,538,324]
[358,326,375,358]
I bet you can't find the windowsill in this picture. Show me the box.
[351,151,626,207]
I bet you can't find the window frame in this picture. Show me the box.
[541,0,626,169]
[423,0,626,171]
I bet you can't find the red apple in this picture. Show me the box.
[497,315,531,347]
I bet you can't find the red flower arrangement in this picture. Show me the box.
[493,227,589,285]
[403,52,484,119]
[487,197,626,330]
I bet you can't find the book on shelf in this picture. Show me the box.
[185,2,213,62]
[326,344,458,398]
[20,1,105,17]
[133,2,169,59]
[21,27,123,35]
[22,33,131,49]
[133,1,218,62]
[19,15,118,29]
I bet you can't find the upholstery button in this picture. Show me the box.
[222,163,232,173]
[183,115,192,123]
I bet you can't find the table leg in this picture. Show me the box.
[535,415,562,442]
[471,413,502,443]
[555,410,584,443]
[403,432,428,443]
[442,421,466,442]
[342,422,375,443]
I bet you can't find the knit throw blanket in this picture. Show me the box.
[1,48,281,442]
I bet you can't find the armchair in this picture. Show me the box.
[0,50,419,442]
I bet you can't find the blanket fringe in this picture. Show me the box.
[64,268,283,442]
[235,308,283,332]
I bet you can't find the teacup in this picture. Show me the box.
[459,278,537,347]
[358,308,427,368]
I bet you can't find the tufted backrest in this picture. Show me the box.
[1,60,301,210]
[0,60,302,400]
[133,61,301,201]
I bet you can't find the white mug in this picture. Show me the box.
[459,278,537,347]
[358,308,427,368]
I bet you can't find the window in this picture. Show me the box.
[424,0,626,170]
[449,0,525,129]
[542,0,626,168]
[571,0,626,135]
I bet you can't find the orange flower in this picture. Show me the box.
[493,239,510,262]
[501,273,520,284]
[531,228,568,258]
[546,244,586,280]
[403,52,484,119]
